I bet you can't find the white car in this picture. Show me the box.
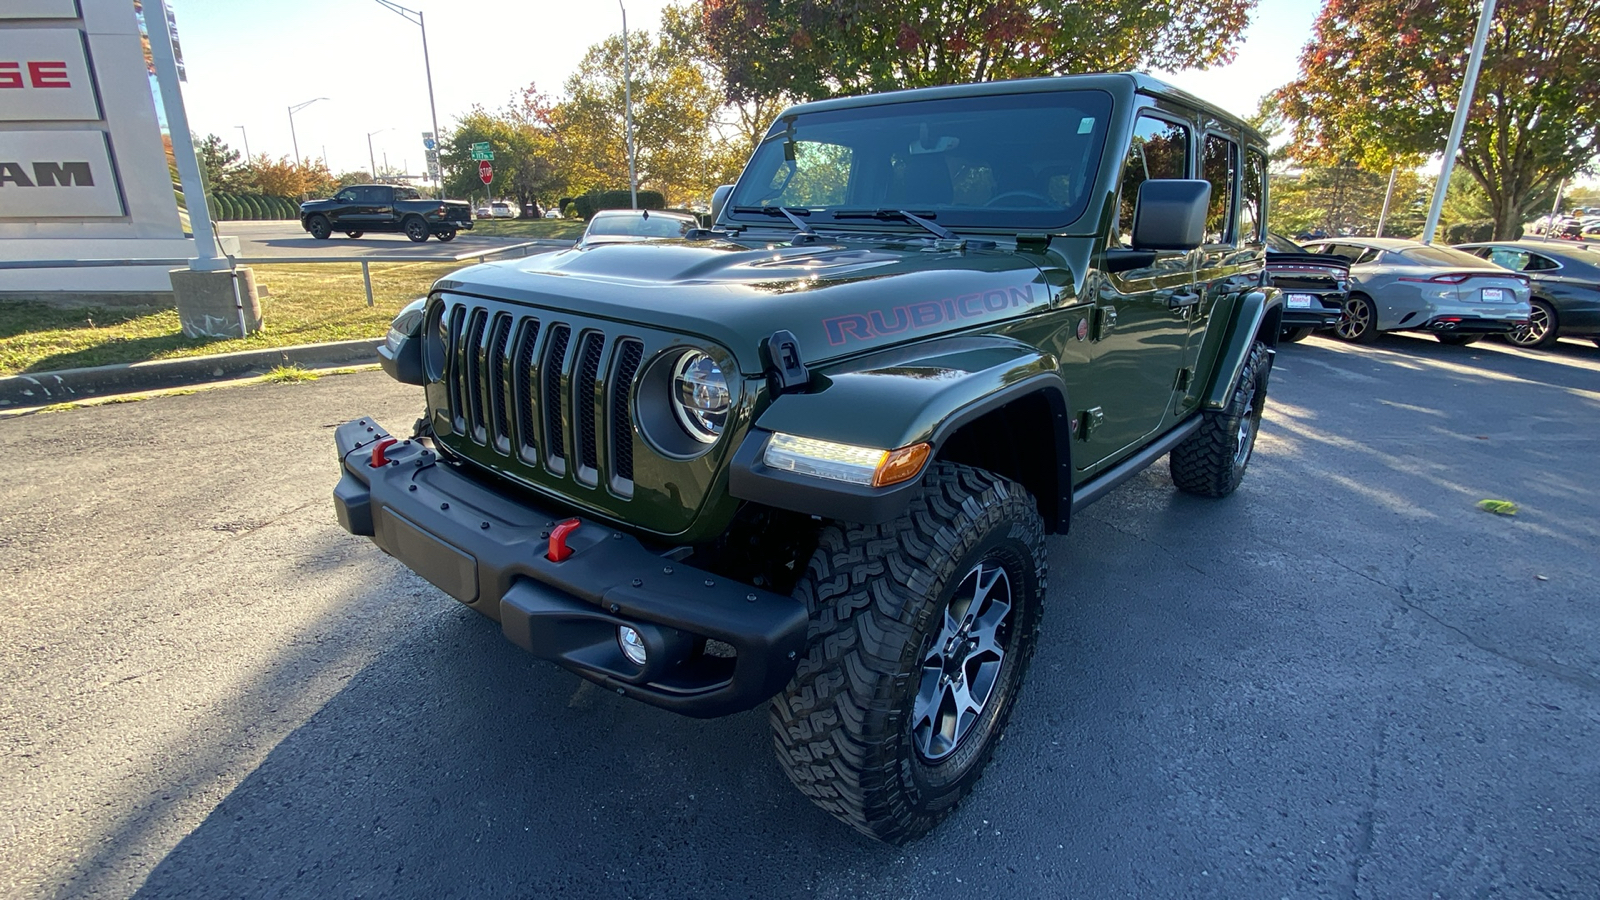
[474,201,516,219]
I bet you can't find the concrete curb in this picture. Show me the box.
[0,339,381,408]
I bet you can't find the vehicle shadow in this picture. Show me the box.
[126,582,894,899]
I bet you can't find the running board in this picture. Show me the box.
[1070,415,1203,514]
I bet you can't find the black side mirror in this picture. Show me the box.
[1131,179,1211,252]
[710,184,734,225]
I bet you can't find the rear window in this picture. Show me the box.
[588,213,692,238]
[1400,246,1492,267]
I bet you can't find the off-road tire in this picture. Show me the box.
[344,231,364,239]
[1279,326,1313,343]
[1170,340,1270,498]
[403,216,429,242]
[1435,334,1481,346]
[770,461,1047,844]
[307,215,332,240]
[1334,293,1379,344]
[436,227,457,242]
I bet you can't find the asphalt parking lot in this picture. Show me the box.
[1,334,1597,899]
[218,221,550,259]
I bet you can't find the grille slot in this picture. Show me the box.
[445,304,468,431]
[463,308,489,442]
[542,324,572,469]
[511,318,541,455]
[610,340,644,485]
[486,314,513,448]
[574,333,605,483]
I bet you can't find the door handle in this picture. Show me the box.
[1168,292,1201,310]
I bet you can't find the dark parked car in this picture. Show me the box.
[1454,240,1600,348]
[1265,231,1348,342]
[299,184,473,243]
[1301,237,1531,345]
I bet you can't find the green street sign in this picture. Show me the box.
[470,142,493,161]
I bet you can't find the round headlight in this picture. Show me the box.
[671,352,730,443]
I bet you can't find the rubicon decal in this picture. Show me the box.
[823,285,1042,345]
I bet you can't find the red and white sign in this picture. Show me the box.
[478,161,492,184]
[0,29,99,121]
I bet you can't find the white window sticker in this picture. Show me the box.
[1078,118,1095,134]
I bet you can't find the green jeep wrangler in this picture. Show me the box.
[335,73,1281,843]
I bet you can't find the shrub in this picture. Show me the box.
[572,188,666,220]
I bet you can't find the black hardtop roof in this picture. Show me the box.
[771,72,1267,148]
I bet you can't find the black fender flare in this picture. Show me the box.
[1203,287,1284,410]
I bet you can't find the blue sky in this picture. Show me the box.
[179,0,1323,176]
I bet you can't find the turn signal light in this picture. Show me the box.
[873,443,933,488]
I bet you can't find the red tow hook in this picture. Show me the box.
[369,438,399,468]
[546,518,582,562]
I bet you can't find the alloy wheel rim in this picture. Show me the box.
[912,559,1013,762]
[1234,382,1258,468]
[1337,297,1370,339]
[1512,305,1550,345]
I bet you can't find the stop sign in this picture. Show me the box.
[478,160,492,184]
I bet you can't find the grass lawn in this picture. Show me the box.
[0,260,463,376]
[469,218,585,241]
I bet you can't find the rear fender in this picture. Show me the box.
[728,336,1071,528]
[1202,287,1283,410]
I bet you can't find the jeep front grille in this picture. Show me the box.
[441,300,643,495]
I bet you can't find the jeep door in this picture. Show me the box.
[1081,111,1196,470]
[1181,131,1266,416]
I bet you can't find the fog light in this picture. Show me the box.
[617,626,647,666]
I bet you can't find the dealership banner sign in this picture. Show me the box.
[0,129,123,217]
[0,28,100,120]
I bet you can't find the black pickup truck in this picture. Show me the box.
[1266,231,1350,342]
[299,184,473,243]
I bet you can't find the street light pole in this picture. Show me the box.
[620,0,637,209]
[374,1,443,197]
[1421,0,1497,244]
[235,125,251,164]
[367,128,392,180]
[287,97,327,167]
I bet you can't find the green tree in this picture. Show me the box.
[1277,0,1600,240]
[335,170,374,190]
[1270,164,1431,239]
[698,0,1256,103]
[555,27,734,205]
[441,86,565,214]
[193,133,255,193]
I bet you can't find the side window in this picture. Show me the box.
[1202,134,1238,244]
[1116,114,1190,246]
[1487,247,1531,271]
[1355,248,1381,265]
[1524,252,1558,271]
[334,190,354,203]
[1240,149,1266,244]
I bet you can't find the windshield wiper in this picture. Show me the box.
[731,205,817,241]
[830,208,957,241]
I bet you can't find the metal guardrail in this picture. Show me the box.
[0,239,569,306]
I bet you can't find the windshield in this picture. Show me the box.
[587,213,693,238]
[727,90,1113,232]
[1266,232,1304,253]
[1401,246,1492,267]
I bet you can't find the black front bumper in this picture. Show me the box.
[333,417,809,718]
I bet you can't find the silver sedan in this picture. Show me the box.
[1301,237,1532,345]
